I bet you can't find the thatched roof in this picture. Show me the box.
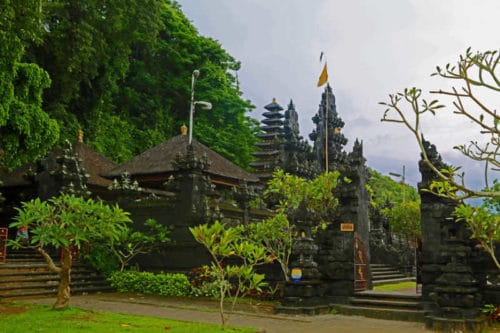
[105,134,258,183]
[1,141,115,188]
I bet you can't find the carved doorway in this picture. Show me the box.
[354,234,368,290]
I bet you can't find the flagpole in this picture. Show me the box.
[325,84,329,173]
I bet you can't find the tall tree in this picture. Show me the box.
[20,0,258,168]
[0,0,59,170]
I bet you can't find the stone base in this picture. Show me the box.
[275,303,331,315]
[276,280,329,315]
[425,316,486,333]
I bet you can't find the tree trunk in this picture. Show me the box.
[53,246,72,309]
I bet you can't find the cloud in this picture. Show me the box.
[178,0,500,186]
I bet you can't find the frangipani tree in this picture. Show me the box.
[10,194,131,309]
[380,48,500,269]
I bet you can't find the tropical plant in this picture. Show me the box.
[9,194,131,309]
[247,213,292,281]
[109,218,170,271]
[190,221,269,327]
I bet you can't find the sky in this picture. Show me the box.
[177,0,500,187]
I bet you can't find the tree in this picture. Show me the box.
[0,1,59,170]
[16,0,258,169]
[247,212,293,281]
[367,168,421,241]
[109,218,170,272]
[190,221,269,328]
[256,169,340,280]
[380,48,500,269]
[382,201,421,239]
[9,194,131,309]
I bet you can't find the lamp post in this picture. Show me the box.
[389,165,406,202]
[189,69,212,144]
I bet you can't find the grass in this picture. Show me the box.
[0,303,257,333]
[373,281,416,291]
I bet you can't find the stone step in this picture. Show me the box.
[350,297,420,309]
[0,250,112,300]
[0,273,105,286]
[372,273,407,280]
[0,279,109,292]
[371,268,401,274]
[332,304,425,322]
[354,290,421,301]
[330,290,424,322]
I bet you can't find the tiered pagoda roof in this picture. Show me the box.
[251,98,285,183]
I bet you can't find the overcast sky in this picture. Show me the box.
[177,0,500,187]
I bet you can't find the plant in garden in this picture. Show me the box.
[256,170,340,281]
[264,169,340,219]
[9,194,131,309]
[109,218,170,271]
[108,271,193,297]
[454,204,499,269]
[380,48,500,270]
[190,221,269,327]
[247,212,292,281]
[382,200,421,239]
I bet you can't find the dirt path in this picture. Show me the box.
[20,292,432,333]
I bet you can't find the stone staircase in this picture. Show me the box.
[332,290,425,322]
[371,263,415,285]
[0,248,113,299]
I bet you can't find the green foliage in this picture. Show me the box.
[9,194,132,308]
[367,168,419,208]
[368,169,421,240]
[81,218,170,274]
[454,204,500,269]
[0,1,59,169]
[109,218,170,272]
[265,169,340,217]
[189,266,222,298]
[481,304,500,324]
[247,212,292,281]
[382,201,421,238]
[190,220,269,327]
[0,0,258,170]
[259,169,341,281]
[81,242,120,276]
[108,270,193,297]
[9,194,131,251]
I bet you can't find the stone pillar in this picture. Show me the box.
[276,201,327,314]
[418,139,484,332]
[316,140,371,300]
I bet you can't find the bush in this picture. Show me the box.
[81,243,120,276]
[108,271,192,297]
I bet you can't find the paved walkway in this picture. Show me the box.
[22,292,432,333]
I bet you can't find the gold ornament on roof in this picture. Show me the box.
[181,124,188,135]
[77,130,84,143]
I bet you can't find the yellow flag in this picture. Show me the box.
[317,63,328,87]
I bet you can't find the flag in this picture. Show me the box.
[317,63,328,87]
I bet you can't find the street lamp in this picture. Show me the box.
[389,165,406,202]
[189,69,212,144]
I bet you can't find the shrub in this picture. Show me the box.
[81,243,120,276]
[108,271,192,297]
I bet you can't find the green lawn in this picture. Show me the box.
[0,303,256,333]
[373,281,416,291]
